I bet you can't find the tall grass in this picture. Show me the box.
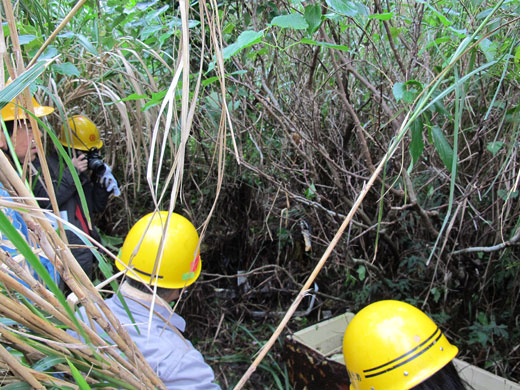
[0,0,230,387]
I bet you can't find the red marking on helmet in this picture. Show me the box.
[89,134,96,141]
[190,254,200,272]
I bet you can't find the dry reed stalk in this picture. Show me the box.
[0,331,81,389]
[0,247,157,388]
[1,326,135,389]
[1,0,23,76]
[0,154,164,388]
[0,343,44,389]
[0,291,75,355]
[0,254,119,356]
[194,0,228,244]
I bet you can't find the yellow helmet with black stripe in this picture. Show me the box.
[342,300,458,390]
[117,211,201,289]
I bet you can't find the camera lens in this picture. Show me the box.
[88,158,106,176]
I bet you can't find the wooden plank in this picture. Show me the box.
[284,313,520,390]
[454,359,520,390]
[291,313,354,356]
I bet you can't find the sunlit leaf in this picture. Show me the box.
[416,0,452,26]
[144,4,168,22]
[77,34,98,55]
[39,47,59,60]
[222,30,264,60]
[19,35,37,45]
[140,25,162,40]
[166,17,200,28]
[52,63,80,76]
[67,359,92,389]
[476,8,493,19]
[357,265,366,281]
[33,356,67,372]
[326,0,369,17]
[223,23,235,34]
[0,61,49,110]
[369,12,394,21]
[392,82,405,102]
[122,93,149,101]
[135,0,159,11]
[142,89,168,111]
[0,318,18,326]
[1,383,32,389]
[479,38,497,62]
[305,183,317,200]
[270,13,308,30]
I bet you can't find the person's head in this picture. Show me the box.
[59,115,103,151]
[342,300,463,390]
[0,94,53,163]
[117,211,202,299]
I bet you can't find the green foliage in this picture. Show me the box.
[409,117,425,167]
[67,358,92,389]
[4,0,520,385]
[32,356,67,372]
[270,14,308,30]
[304,4,323,35]
[304,183,317,200]
[2,383,33,389]
[431,125,455,173]
[326,0,369,17]
[221,30,264,62]
[468,312,508,347]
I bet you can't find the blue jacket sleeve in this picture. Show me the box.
[0,187,60,287]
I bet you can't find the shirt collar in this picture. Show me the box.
[118,281,186,332]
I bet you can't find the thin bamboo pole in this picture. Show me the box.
[232,120,405,389]
[27,0,88,68]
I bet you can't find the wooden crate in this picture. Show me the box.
[284,313,520,390]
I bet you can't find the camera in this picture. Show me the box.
[86,149,106,176]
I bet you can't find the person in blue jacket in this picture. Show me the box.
[0,128,59,287]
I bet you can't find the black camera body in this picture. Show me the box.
[86,149,105,176]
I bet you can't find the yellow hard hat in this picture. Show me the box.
[342,300,458,390]
[60,115,103,151]
[0,95,54,121]
[117,211,202,289]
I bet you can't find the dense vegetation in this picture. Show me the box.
[0,0,519,388]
